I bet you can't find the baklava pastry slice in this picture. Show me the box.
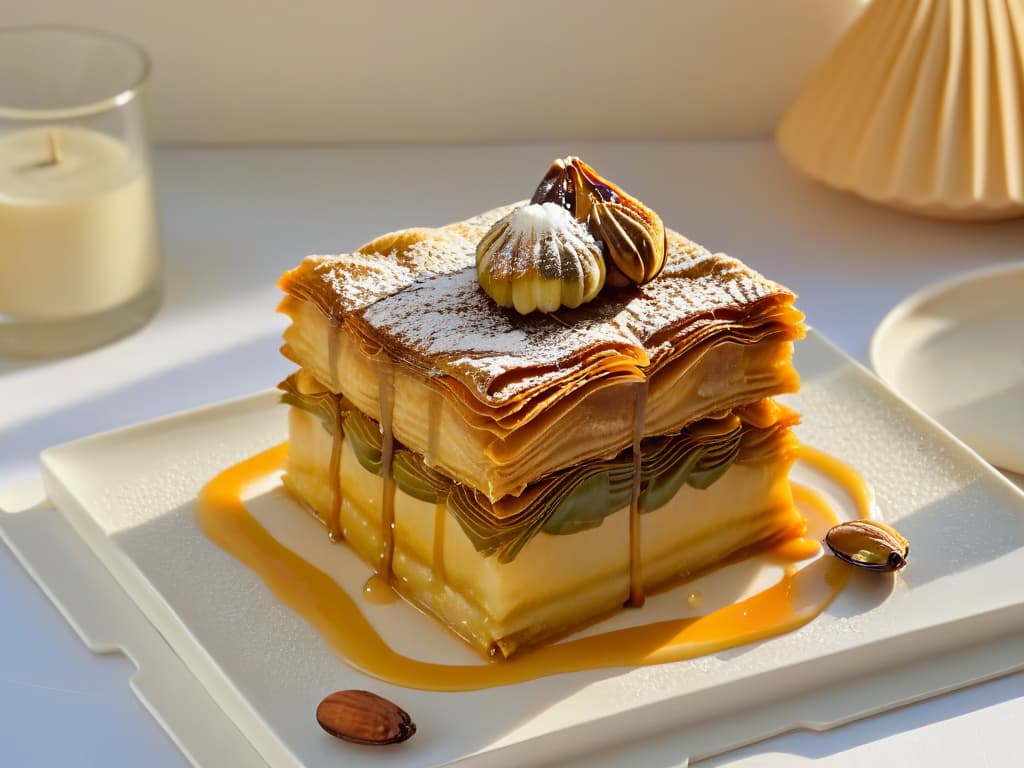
[275,157,808,659]
[282,372,803,658]
[278,210,804,500]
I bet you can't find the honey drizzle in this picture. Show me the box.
[627,381,647,607]
[432,499,447,584]
[196,442,871,692]
[378,358,397,584]
[325,326,344,542]
[326,406,344,542]
[423,373,448,585]
[326,321,339,388]
[797,444,873,513]
[764,532,822,562]
[425,387,442,467]
[362,573,395,604]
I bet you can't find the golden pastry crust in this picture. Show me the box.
[275,199,809,658]
[277,205,804,499]
[278,203,804,406]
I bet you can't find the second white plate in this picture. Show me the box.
[871,262,1024,475]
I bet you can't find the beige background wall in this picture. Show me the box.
[5,1,867,144]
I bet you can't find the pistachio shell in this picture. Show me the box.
[476,202,606,314]
[825,519,909,573]
[531,156,666,287]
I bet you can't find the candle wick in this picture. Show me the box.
[12,131,68,175]
[48,132,62,166]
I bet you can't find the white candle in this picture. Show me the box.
[0,126,159,320]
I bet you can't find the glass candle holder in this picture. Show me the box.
[0,26,161,357]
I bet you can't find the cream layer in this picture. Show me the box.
[283,406,803,657]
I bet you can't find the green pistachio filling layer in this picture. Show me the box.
[281,379,747,563]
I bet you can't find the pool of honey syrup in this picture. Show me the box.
[197,443,869,691]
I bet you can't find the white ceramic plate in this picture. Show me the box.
[36,331,1024,768]
[871,263,1024,475]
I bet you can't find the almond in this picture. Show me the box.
[316,690,416,746]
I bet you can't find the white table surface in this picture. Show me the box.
[1,141,1023,767]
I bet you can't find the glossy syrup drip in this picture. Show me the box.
[326,322,339,388]
[627,381,647,607]
[426,386,447,586]
[326,405,344,542]
[425,387,442,467]
[796,444,873,510]
[196,442,868,692]
[764,530,822,562]
[377,358,397,585]
[362,573,395,605]
[432,500,447,585]
[325,326,344,542]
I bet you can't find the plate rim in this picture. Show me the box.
[868,261,1024,474]
[869,260,1024,387]
[34,329,1024,767]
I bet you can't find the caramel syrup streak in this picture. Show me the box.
[326,407,344,542]
[378,359,397,585]
[326,328,344,542]
[197,442,871,692]
[627,380,647,607]
[432,500,447,585]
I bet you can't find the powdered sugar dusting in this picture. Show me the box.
[364,266,640,397]
[282,203,797,403]
[279,204,515,318]
[308,252,417,310]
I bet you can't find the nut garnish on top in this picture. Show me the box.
[476,203,605,315]
[476,156,667,314]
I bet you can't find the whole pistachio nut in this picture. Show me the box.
[589,199,666,286]
[825,519,909,573]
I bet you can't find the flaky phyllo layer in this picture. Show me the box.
[281,372,798,564]
[278,205,805,500]
[281,371,803,656]
[276,204,807,657]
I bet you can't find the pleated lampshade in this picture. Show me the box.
[777,0,1024,220]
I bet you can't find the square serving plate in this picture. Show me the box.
[30,330,1024,767]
